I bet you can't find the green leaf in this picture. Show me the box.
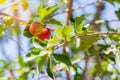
[115,8,120,19]
[11,26,20,36]
[89,66,96,75]
[23,25,33,38]
[101,61,108,71]
[109,34,120,42]
[32,37,47,49]
[24,55,37,62]
[37,52,48,73]
[55,27,63,38]
[53,54,72,66]
[0,0,6,4]
[10,5,19,11]
[115,0,120,4]
[74,73,82,80]
[106,0,120,5]
[21,1,28,11]
[18,55,27,67]
[38,4,58,22]
[75,16,85,34]
[49,35,58,45]
[79,35,98,51]
[75,16,85,25]
[62,26,73,40]
[0,25,5,36]
[47,58,54,79]
[18,72,29,80]
[45,18,62,26]
[75,23,84,34]
[115,54,120,67]
[26,48,40,57]
[0,60,8,68]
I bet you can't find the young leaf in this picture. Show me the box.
[75,23,84,34]
[0,25,5,36]
[47,58,54,79]
[75,16,85,25]
[10,5,18,11]
[75,16,85,34]
[101,61,108,72]
[21,1,28,11]
[12,26,20,36]
[45,18,62,26]
[18,72,29,80]
[62,26,73,40]
[0,0,6,4]
[55,27,63,38]
[38,3,58,22]
[44,5,58,20]
[53,54,72,66]
[49,35,58,45]
[32,37,47,49]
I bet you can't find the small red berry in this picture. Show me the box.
[38,28,50,40]
[29,22,43,36]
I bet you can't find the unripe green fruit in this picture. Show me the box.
[29,22,43,36]
[3,16,13,26]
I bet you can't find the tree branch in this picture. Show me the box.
[8,68,16,80]
[90,0,103,31]
[53,53,96,72]
[64,0,73,80]
[4,35,27,54]
[0,0,21,11]
[0,11,26,22]
[55,32,120,50]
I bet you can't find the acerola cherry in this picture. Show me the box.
[38,28,50,40]
[29,22,43,36]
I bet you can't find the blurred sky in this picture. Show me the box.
[0,0,120,66]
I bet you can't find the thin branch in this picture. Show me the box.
[0,38,10,62]
[90,0,103,30]
[64,0,73,80]
[13,0,21,55]
[65,0,73,25]
[101,53,120,74]
[49,2,97,18]
[94,19,120,24]
[53,53,96,72]
[0,11,26,22]
[55,32,120,50]
[0,0,21,11]
[4,35,27,54]
[8,68,16,80]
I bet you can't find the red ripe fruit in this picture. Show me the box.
[29,22,43,36]
[38,28,50,40]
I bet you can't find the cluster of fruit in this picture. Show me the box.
[29,22,50,40]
